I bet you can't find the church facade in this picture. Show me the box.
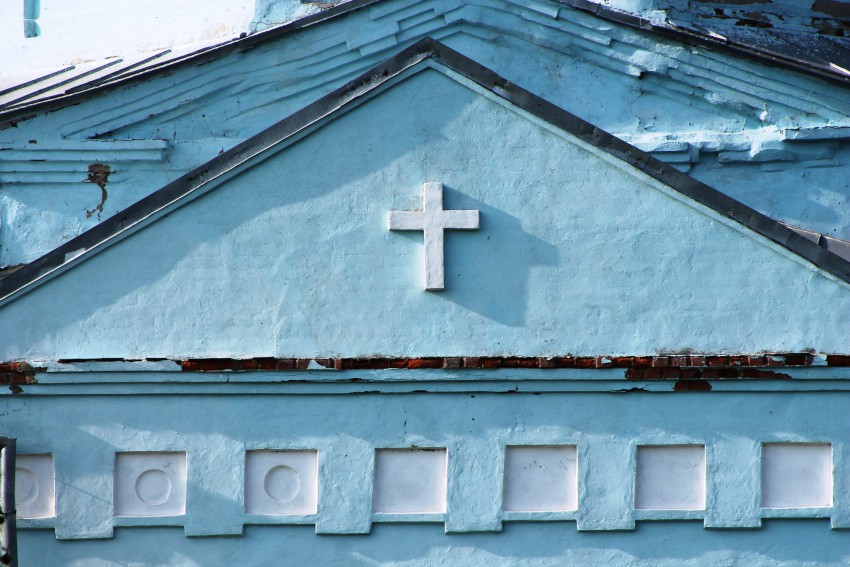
[1,1,850,565]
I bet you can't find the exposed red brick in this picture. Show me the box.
[689,355,707,367]
[701,369,721,379]
[575,357,596,369]
[651,357,670,368]
[238,359,258,371]
[707,356,728,367]
[537,357,556,368]
[181,359,239,372]
[609,357,634,367]
[296,359,312,370]
[463,357,481,368]
[669,356,688,367]
[595,357,614,368]
[748,355,769,366]
[643,368,664,379]
[407,358,442,369]
[661,368,681,379]
[443,358,462,369]
[479,358,502,369]
[336,358,389,370]
[551,357,577,368]
[502,357,538,368]
[674,380,712,391]
[388,359,409,369]
[766,355,786,367]
[275,358,296,370]
[680,368,702,379]
[827,355,850,366]
[254,358,277,371]
[626,368,644,379]
[727,355,748,366]
[755,370,791,380]
[631,356,653,368]
[0,371,37,385]
[784,353,813,366]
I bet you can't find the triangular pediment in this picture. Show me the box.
[0,39,848,359]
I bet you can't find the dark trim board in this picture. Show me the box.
[1,38,849,306]
[2,0,850,126]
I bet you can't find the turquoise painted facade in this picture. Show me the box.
[2,1,850,565]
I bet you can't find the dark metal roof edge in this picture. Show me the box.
[4,0,850,128]
[426,41,850,285]
[0,39,435,305]
[557,0,850,88]
[1,37,848,307]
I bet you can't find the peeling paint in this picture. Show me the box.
[84,163,110,220]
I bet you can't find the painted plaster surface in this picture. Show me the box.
[4,0,850,267]
[0,68,847,358]
[761,443,833,509]
[3,388,850,558]
[14,454,54,519]
[635,445,705,510]
[244,450,318,515]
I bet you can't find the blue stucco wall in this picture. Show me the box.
[0,68,847,359]
[6,380,850,564]
[3,3,850,564]
[3,0,850,267]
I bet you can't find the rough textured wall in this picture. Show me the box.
[3,0,850,272]
[1,68,847,359]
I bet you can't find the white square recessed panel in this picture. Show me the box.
[762,443,832,508]
[503,446,577,512]
[15,454,55,519]
[245,450,318,515]
[636,445,705,510]
[373,449,447,513]
[114,452,187,517]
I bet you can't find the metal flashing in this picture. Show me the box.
[1,38,849,307]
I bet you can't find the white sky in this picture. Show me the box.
[0,0,255,74]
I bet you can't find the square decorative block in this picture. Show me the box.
[373,449,447,514]
[636,445,705,510]
[15,454,55,519]
[114,452,187,517]
[245,450,318,515]
[762,443,832,508]
[503,446,578,512]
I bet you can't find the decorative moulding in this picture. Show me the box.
[503,446,578,512]
[15,454,55,519]
[762,443,832,509]
[635,445,706,510]
[245,450,318,515]
[114,452,187,517]
[373,449,447,514]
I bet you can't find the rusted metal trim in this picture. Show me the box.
[0,436,17,567]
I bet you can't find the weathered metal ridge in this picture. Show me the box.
[2,0,850,126]
[1,38,849,306]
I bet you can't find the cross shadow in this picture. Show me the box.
[434,186,559,328]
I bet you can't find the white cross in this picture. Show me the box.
[388,182,480,291]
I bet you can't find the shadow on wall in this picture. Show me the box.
[438,187,559,328]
